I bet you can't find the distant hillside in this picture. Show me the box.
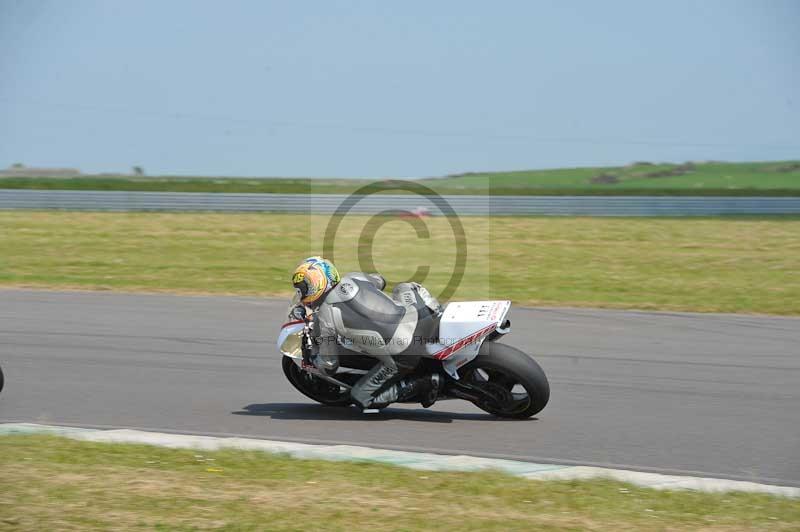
[1,160,798,196]
[0,164,81,178]
[428,161,800,194]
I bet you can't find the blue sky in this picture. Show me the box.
[1,0,798,177]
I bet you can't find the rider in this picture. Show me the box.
[291,256,442,412]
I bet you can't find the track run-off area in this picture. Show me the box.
[1,289,798,486]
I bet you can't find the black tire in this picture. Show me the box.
[459,342,549,419]
[0,365,4,394]
[281,356,352,407]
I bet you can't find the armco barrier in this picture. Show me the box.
[1,189,799,216]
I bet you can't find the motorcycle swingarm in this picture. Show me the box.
[303,366,354,391]
[443,377,501,405]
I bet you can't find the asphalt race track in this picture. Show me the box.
[1,290,798,486]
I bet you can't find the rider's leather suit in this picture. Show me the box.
[312,272,442,408]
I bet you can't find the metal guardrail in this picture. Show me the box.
[1,189,799,216]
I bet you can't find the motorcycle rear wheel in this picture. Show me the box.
[281,356,352,407]
[459,342,549,419]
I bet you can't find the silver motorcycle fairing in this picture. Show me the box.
[277,320,305,359]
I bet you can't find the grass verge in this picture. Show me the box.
[2,160,799,195]
[1,434,798,531]
[1,212,798,314]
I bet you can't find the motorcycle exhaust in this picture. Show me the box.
[486,319,511,341]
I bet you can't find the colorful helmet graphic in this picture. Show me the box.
[292,256,340,306]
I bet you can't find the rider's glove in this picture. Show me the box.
[289,304,307,321]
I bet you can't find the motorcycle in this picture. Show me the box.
[277,297,549,419]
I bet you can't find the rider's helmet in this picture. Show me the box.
[292,256,340,306]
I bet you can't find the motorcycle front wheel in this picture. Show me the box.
[281,356,352,407]
[458,342,549,419]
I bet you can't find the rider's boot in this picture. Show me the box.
[360,374,441,412]
[352,358,400,413]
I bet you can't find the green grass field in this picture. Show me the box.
[2,160,799,195]
[1,435,797,531]
[1,212,798,314]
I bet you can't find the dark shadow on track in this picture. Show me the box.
[233,403,536,423]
